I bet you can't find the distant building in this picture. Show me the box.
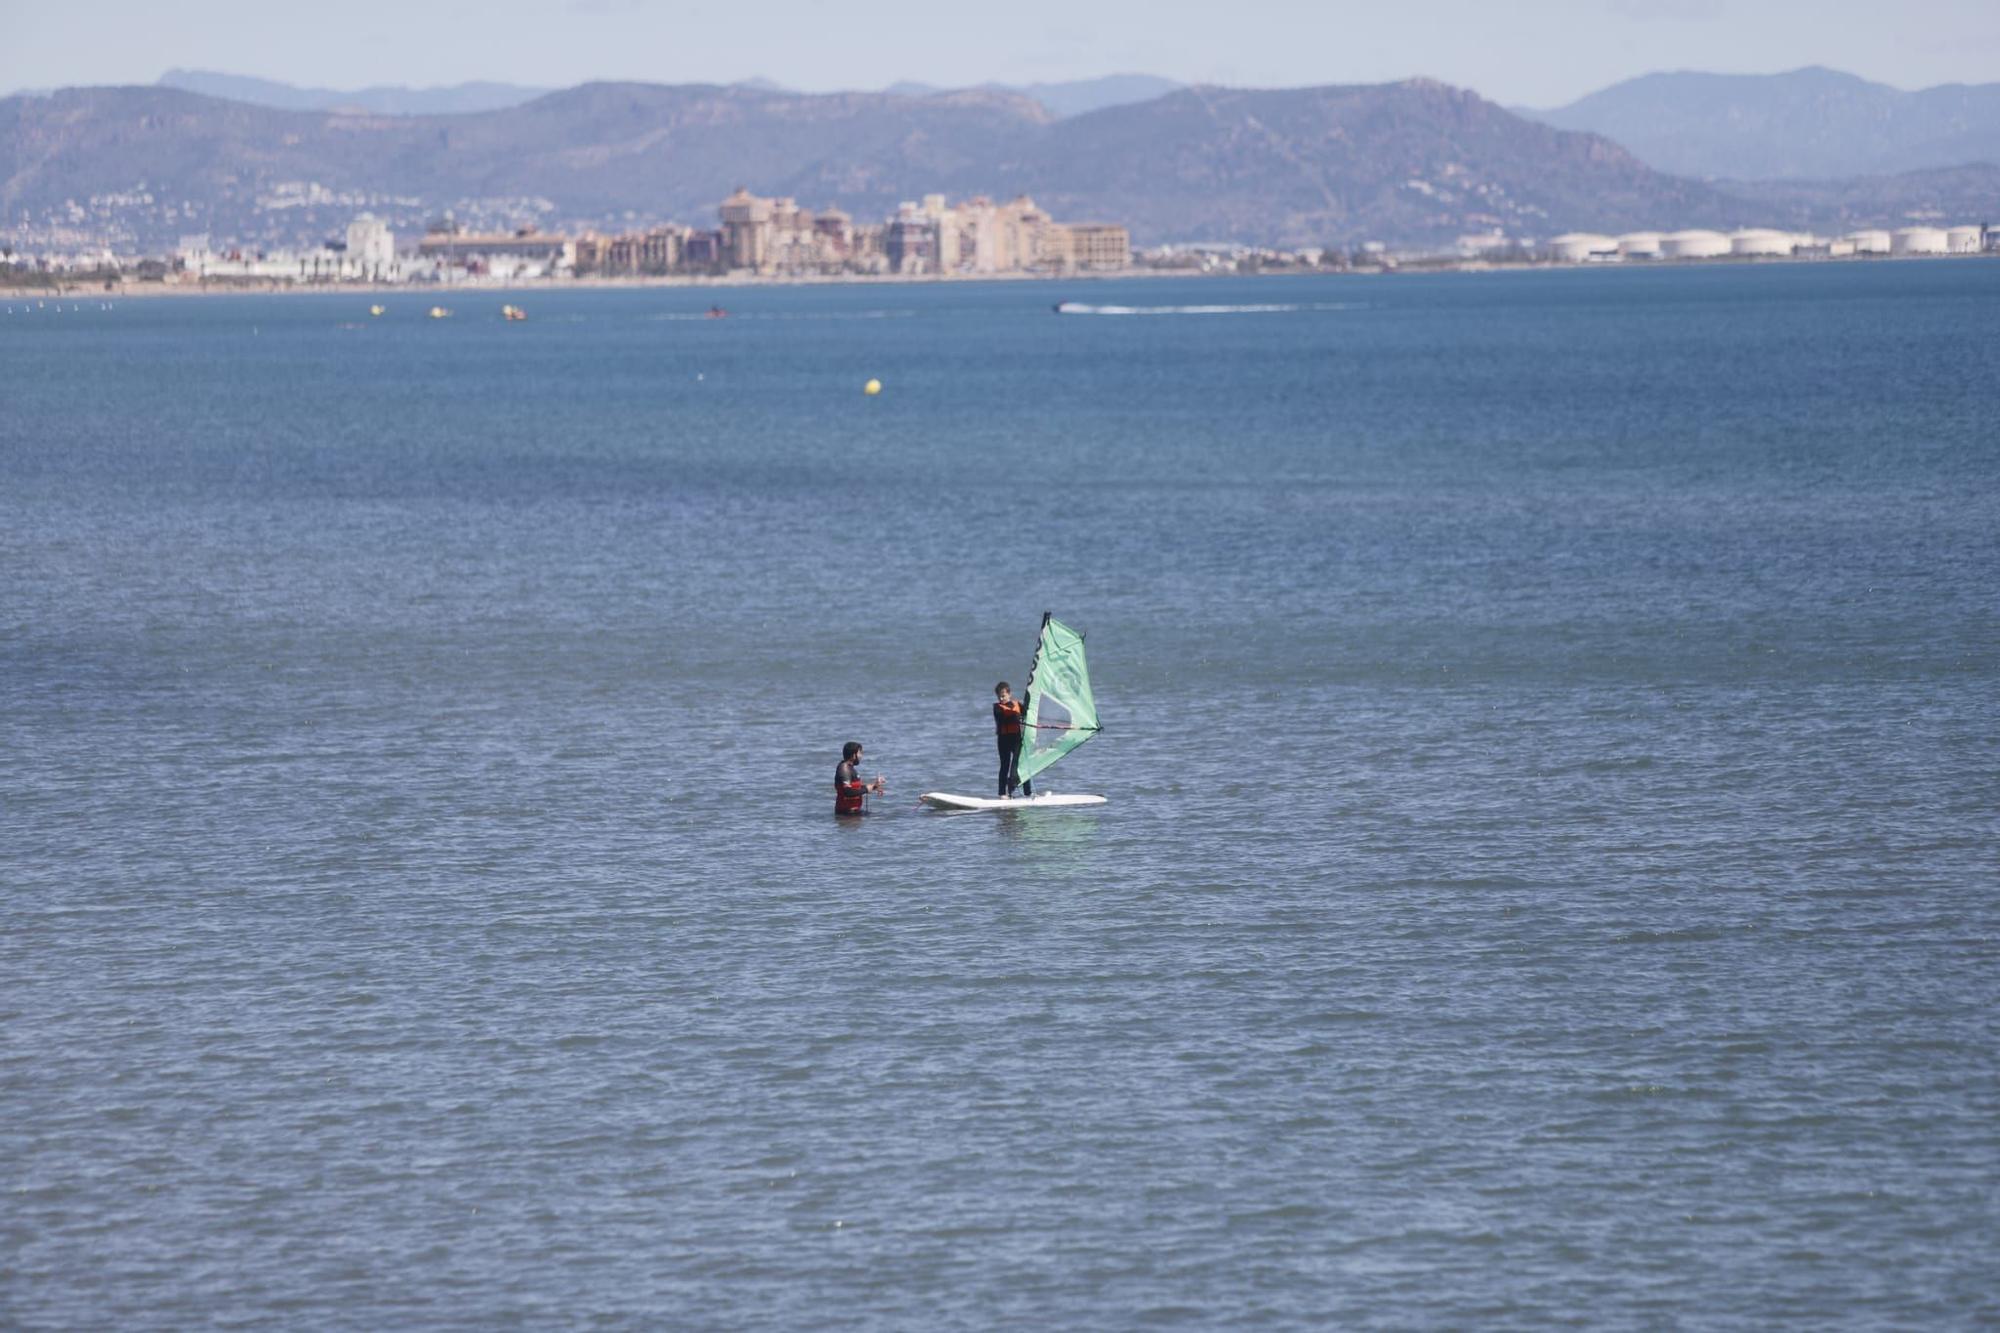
[417,225,575,273]
[576,226,683,276]
[719,188,774,271]
[1454,232,1510,259]
[988,196,1056,272]
[813,209,855,261]
[885,206,936,274]
[681,230,725,270]
[345,215,395,278]
[1056,223,1132,271]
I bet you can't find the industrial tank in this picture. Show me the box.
[1729,228,1794,256]
[1548,233,1618,263]
[1660,230,1730,259]
[1892,227,1948,255]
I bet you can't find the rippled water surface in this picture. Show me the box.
[5,265,1998,1327]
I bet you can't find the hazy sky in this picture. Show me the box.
[5,0,1997,106]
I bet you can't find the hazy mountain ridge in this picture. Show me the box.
[0,83,1054,246]
[966,81,1735,246]
[1525,67,2000,180]
[158,69,553,115]
[884,74,1181,118]
[1726,162,2000,232]
[4,77,1992,251]
[157,69,1178,120]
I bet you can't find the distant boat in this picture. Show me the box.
[501,304,527,321]
[369,304,386,317]
[706,305,728,319]
[428,306,452,319]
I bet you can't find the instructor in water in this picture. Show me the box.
[993,682,1033,800]
[834,741,886,816]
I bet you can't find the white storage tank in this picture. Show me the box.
[1892,226,1948,254]
[1660,229,1730,259]
[1730,228,1794,256]
[1847,229,1893,254]
[1946,225,1982,254]
[1549,232,1618,263]
[1617,231,1663,258]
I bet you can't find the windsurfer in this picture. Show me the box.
[994,682,1033,799]
[835,741,885,816]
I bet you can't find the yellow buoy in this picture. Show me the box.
[864,378,882,396]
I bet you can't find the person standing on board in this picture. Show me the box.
[834,741,885,816]
[994,682,1033,800]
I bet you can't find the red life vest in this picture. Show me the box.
[835,761,867,815]
[994,699,1024,736]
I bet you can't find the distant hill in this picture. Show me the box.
[1524,67,2000,180]
[1728,163,2000,231]
[4,78,1989,252]
[0,83,1054,248]
[158,69,551,116]
[159,68,1173,120]
[975,81,1733,246]
[887,74,1181,118]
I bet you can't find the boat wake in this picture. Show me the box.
[1053,301,1354,316]
[646,309,918,322]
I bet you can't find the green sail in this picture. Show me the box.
[1019,613,1100,783]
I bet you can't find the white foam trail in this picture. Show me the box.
[1053,301,1355,316]
[645,310,917,322]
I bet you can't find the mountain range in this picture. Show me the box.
[1523,66,2000,181]
[2,79,1744,250]
[4,71,1996,254]
[145,65,2000,182]
[157,69,553,116]
[882,74,1180,118]
[156,69,1180,121]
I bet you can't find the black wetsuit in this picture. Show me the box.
[995,697,1033,798]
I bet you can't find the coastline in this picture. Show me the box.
[4,249,1992,301]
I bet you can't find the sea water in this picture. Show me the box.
[3,264,1997,1327]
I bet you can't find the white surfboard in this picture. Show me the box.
[920,791,1108,812]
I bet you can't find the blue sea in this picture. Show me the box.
[4,264,1998,1328]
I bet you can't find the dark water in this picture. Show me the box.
[4,265,1998,1327]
